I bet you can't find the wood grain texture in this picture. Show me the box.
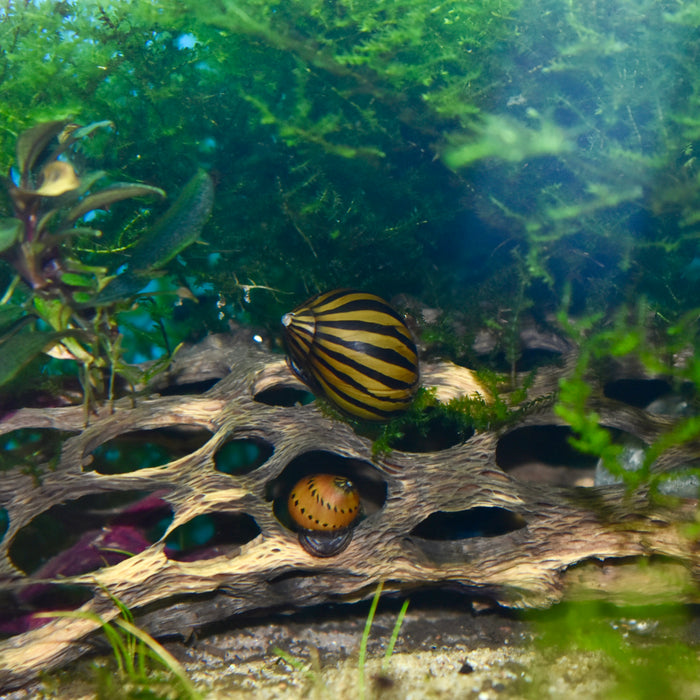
[0,331,698,690]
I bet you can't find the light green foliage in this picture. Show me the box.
[371,383,513,456]
[524,601,700,700]
[554,295,700,492]
[3,0,699,340]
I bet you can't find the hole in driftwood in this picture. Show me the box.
[165,512,261,561]
[0,583,93,638]
[496,425,597,487]
[85,426,213,474]
[516,347,564,371]
[8,490,173,575]
[267,451,387,531]
[0,428,75,473]
[603,378,672,408]
[386,410,473,452]
[409,507,526,540]
[158,378,221,396]
[214,437,274,475]
[0,508,7,542]
[477,347,564,374]
[266,569,319,586]
[253,386,315,408]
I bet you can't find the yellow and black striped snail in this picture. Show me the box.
[281,289,420,421]
[288,474,361,557]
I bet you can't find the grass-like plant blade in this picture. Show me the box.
[36,608,202,699]
[358,580,384,700]
[35,610,130,675]
[114,618,203,699]
[381,598,409,672]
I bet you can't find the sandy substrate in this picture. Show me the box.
[2,590,699,699]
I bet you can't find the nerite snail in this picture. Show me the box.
[281,289,420,421]
[288,474,361,557]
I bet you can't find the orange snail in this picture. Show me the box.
[287,474,361,557]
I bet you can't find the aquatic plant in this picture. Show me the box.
[38,592,202,700]
[0,119,213,415]
[3,0,699,358]
[524,601,700,700]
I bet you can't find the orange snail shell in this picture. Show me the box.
[287,474,361,557]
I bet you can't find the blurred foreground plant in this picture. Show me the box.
[0,120,213,417]
[38,590,202,700]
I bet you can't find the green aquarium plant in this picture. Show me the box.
[0,119,213,415]
[37,592,202,700]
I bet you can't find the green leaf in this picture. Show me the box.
[61,183,166,229]
[60,272,95,288]
[0,304,26,333]
[71,291,94,304]
[133,169,214,271]
[15,120,69,180]
[50,227,103,246]
[33,296,71,330]
[0,218,22,253]
[91,271,152,306]
[0,328,67,387]
[62,120,114,144]
[75,170,108,194]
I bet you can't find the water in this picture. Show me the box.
[1,1,698,362]
[1,1,700,695]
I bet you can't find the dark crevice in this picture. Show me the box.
[158,378,221,396]
[603,378,672,408]
[0,584,93,638]
[8,490,173,575]
[214,438,274,475]
[0,428,75,473]
[496,425,597,485]
[165,512,261,561]
[85,426,213,474]
[253,386,316,408]
[409,507,526,540]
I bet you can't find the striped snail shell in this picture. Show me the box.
[288,474,361,557]
[281,289,420,421]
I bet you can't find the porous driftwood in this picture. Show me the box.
[0,330,698,691]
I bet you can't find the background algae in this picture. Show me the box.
[2,0,699,339]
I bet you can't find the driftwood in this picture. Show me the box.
[0,330,698,691]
